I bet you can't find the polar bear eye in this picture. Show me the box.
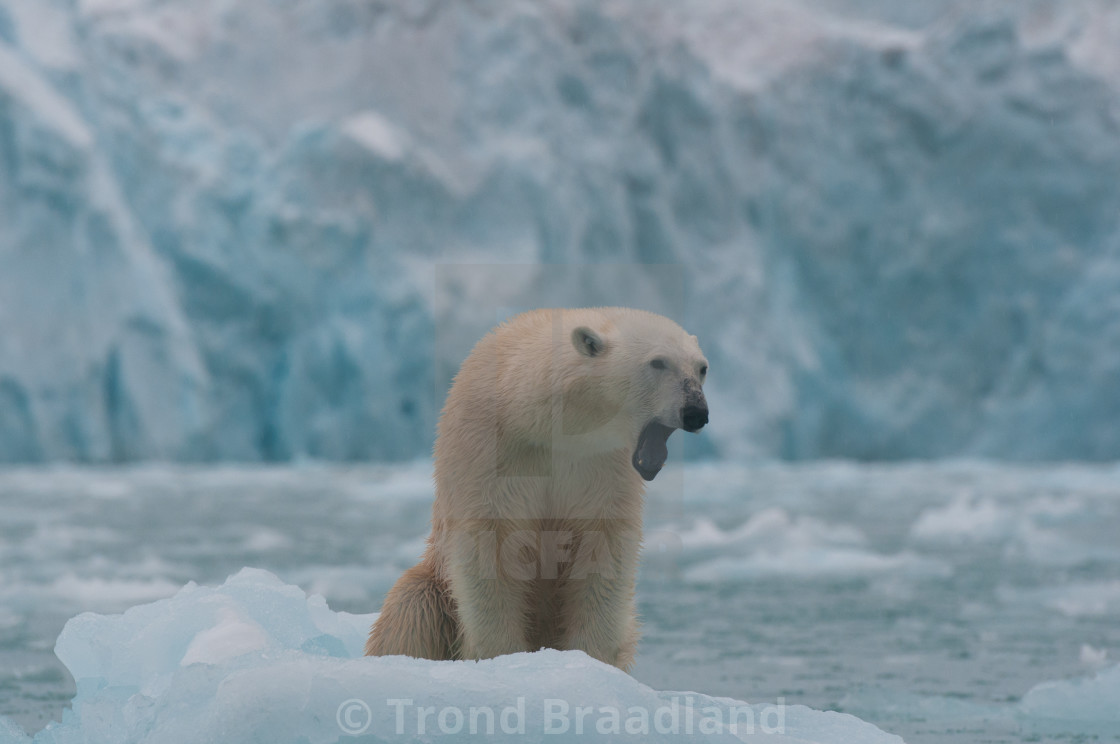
[649,358,667,370]
[699,364,708,377]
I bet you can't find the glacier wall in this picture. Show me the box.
[1,0,1119,462]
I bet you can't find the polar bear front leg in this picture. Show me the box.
[560,526,642,670]
[445,524,534,660]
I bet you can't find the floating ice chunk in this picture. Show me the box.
[15,569,902,743]
[1080,644,1109,669]
[679,509,865,553]
[685,549,951,583]
[53,568,373,692]
[1003,524,1120,568]
[911,494,1120,568]
[677,509,950,582]
[45,575,180,611]
[241,527,293,553]
[1002,580,1120,618]
[1019,664,1120,732]
[910,495,1011,543]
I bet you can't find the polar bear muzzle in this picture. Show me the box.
[633,397,707,480]
[633,420,675,481]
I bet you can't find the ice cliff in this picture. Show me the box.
[1,0,1119,462]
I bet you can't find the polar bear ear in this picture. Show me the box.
[572,327,606,357]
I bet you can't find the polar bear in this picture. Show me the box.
[365,307,708,670]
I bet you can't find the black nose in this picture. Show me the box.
[681,404,708,433]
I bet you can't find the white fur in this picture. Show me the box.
[366,307,708,670]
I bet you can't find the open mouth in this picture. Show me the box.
[632,421,677,481]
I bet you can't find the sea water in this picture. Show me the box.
[0,461,1117,743]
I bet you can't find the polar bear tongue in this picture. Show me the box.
[633,421,676,481]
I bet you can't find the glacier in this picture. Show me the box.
[2,0,1120,464]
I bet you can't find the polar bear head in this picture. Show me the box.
[563,308,709,481]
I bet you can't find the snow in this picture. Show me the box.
[1,0,1120,462]
[4,568,901,744]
